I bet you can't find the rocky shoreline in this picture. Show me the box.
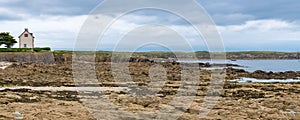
[0,61,299,87]
[0,60,300,119]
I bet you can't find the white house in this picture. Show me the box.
[18,28,34,48]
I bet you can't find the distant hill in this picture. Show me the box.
[131,51,300,60]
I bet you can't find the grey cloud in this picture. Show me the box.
[1,0,300,24]
[0,14,23,21]
[0,0,102,21]
[198,0,300,25]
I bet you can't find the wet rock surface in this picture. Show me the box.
[0,89,94,119]
[226,68,300,80]
[0,61,300,119]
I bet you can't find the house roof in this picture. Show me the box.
[18,28,35,38]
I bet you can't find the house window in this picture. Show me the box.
[24,34,28,37]
[24,44,27,48]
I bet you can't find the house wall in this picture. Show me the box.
[19,31,34,48]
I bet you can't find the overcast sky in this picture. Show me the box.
[0,0,299,52]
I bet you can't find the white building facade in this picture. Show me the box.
[19,28,34,48]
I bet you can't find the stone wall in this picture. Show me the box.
[0,52,55,63]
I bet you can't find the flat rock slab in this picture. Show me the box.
[0,86,129,92]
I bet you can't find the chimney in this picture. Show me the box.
[25,28,28,31]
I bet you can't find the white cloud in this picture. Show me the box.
[0,9,299,52]
[212,13,255,25]
[0,15,87,48]
[219,19,296,32]
[97,14,207,51]
[216,19,300,51]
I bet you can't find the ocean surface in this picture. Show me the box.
[178,60,300,72]
[229,77,300,83]
[230,60,300,72]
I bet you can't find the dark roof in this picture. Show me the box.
[18,28,35,38]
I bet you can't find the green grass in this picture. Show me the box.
[0,47,51,52]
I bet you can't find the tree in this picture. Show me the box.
[0,32,17,48]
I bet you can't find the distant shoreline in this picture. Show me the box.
[0,51,299,63]
[54,50,300,60]
[51,50,300,53]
